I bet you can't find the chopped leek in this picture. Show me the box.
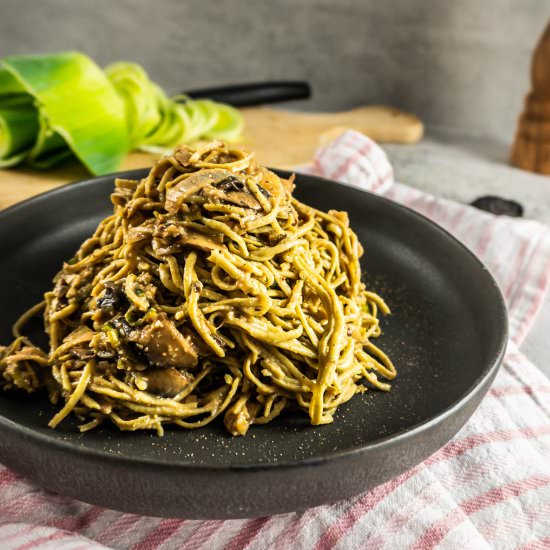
[0,52,244,175]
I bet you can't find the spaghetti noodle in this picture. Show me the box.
[0,141,396,436]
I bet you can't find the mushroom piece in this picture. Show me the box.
[222,191,262,210]
[141,367,191,397]
[173,146,193,167]
[165,169,240,213]
[200,177,262,211]
[130,315,199,368]
[151,221,222,254]
[258,171,294,199]
[178,325,212,356]
[180,232,222,252]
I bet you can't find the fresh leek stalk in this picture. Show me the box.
[0,52,244,175]
[1,53,128,174]
[104,62,244,150]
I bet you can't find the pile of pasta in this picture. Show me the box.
[0,141,396,436]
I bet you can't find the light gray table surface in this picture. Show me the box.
[382,130,550,377]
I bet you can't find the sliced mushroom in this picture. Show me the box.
[223,191,262,210]
[174,146,193,167]
[141,367,191,397]
[181,232,222,252]
[151,222,186,255]
[217,175,245,192]
[178,325,212,356]
[258,170,294,199]
[62,325,95,348]
[130,314,198,368]
[200,181,261,211]
[151,221,222,255]
[165,169,238,213]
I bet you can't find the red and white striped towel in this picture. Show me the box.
[1,130,550,550]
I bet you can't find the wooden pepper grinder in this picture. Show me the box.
[510,21,550,174]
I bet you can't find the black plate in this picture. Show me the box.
[0,170,507,519]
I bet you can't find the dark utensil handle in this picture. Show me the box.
[183,81,311,107]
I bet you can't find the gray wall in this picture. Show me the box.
[1,0,548,140]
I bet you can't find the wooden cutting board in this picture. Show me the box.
[239,105,423,168]
[0,106,423,210]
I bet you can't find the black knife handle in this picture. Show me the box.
[183,81,311,107]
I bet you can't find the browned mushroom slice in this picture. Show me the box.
[173,146,193,167]
[165,169,239,213]
[200,180,261,211]
[223,191,262,210]
[181,232,223,252]
[132,315,198,368]
[153,221,184,241]
[216,175,245,192]
[150,222,222,255]
[141,367,191,397]
[151,222,186,255]
[178,325,212,356]
[259,170,294,199]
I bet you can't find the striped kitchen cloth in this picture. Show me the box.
[0,130,549,550]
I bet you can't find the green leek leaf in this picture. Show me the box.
[207,103,245,141]
[0,101,39,164]
[0,52,244,175]
[105,63,244,152]
[2,52,128,175]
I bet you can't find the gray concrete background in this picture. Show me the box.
[0,0,549,140]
